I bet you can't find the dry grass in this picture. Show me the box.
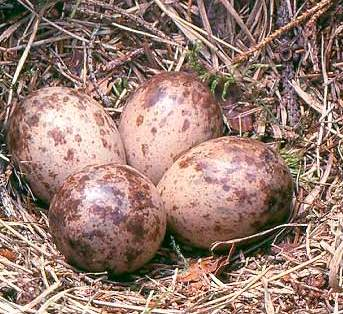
[0,0,342,313]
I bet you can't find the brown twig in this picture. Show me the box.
[78,0,173,42]
[232,0,335,64]
[87,25,112,107]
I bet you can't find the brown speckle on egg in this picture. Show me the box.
[136,115,144,126]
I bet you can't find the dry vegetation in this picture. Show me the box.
[0,0,342,313]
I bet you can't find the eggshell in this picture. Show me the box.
[48,163,166,274]
[157,136,293,249]
[6,87,126,202]
[119,72,224,184]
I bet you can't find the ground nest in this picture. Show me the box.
[0,0,342,313]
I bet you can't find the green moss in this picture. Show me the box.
[186,42,235,100]
[279,148,303,179]
[112,77,129,97]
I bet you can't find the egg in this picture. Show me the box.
[48,163,166,274]
[6,87,126,202]
[119,71,224,184]
[157,136,293,249]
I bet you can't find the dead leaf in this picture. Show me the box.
[0,248,17,262]
[178,257,220,283]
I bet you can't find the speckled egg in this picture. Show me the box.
[119,72,224,184]
[6,87,126,203]
[157,136,294,249]
[48,163,166,274]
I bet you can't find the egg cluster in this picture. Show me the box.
[6,72,293,275]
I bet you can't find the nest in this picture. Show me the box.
[0,0,342,312]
